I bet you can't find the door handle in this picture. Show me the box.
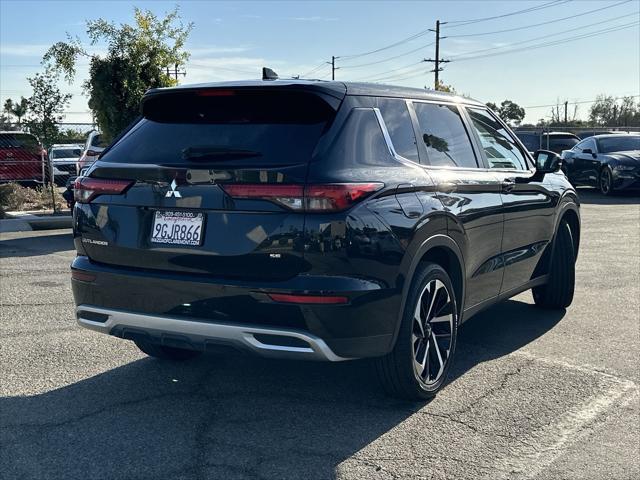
[501,178,516,193]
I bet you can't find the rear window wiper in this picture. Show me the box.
[182,146,263,161]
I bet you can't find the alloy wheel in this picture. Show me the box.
[411,279,454,385]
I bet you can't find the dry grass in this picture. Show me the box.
[0,183,66,218]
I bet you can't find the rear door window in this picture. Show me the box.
[467,107,529,170]
[377,98,419,162]
[413,102,478,168]
[101,90,337,166]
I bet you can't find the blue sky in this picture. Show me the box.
[1,0,639,124]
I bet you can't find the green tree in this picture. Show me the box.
[3,99,14,123]
[25,67,72,147]
[497,100,525,126]
[435,80,456,93]
[3,97,29,125]
[589,95,616,125]
[43,7,193,140]
[486,102,498,111]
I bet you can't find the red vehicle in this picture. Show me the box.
[0,131,48,185]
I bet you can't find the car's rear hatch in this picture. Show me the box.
[76,83,345,281]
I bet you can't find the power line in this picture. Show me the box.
[337,28,433,60]
[447,13,633,59]
[444,0,571,28]
[339,41,434,69]
[355,60,424,81]
[524,95,640,109]
[452,21,638,62]
[301,61,329,77]
[446,0,632,38]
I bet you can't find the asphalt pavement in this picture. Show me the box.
[1,188,638,480]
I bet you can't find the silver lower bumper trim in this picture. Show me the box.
[76,305,347,362]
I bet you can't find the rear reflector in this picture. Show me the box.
[74,177,134,203]
[268,293,348,304]
[71,270,96,282]
[220,183,383,212]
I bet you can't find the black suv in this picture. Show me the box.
[71,80,579,400]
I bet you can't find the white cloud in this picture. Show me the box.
[0,44,50,57]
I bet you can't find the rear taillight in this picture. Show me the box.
[220,183,383,212]
[74,177,133,203]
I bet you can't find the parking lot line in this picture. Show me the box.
[488,351,638,480]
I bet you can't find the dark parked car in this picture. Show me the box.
[561,134,640,195]
[516,131,580,155]
[71,80,580,400]
[0,131,49,185]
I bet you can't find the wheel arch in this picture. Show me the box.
[391,234,466,350]
[555,198,580,262]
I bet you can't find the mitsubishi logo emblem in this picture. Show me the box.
[165,179,182,198]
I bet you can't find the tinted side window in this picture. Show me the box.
[377,98,419,161]
[579,138,597,152]
[413,102,477,168]
[467,108,528,170]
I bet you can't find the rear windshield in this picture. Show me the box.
[0,133,39,149]
[90,134,109,148]
[515,133,540,151]
[547,136,579,153]
[598,136,640,153]
[51,148,82,159]
[101,90,336,166]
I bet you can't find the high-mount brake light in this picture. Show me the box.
[196,89,236,97]
[74,177,134,203]
[220,183,383,212]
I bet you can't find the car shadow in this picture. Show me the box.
[0,299,563,479]
[577,187,640,205]
[0,230,73,258]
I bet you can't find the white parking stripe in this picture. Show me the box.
[487,352,638,480]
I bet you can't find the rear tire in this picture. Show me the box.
[375,263,458,401]
[135,339,202,361]
[532,220,575,309]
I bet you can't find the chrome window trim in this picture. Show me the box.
[373,107,423,168]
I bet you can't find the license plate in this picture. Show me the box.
[151,211,204,246]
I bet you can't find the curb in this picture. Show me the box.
[0,212,72,233]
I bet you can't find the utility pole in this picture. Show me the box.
[331,56,336,80]
[564,101,568,124]
[165,63,187,83]
[425,20,449,90]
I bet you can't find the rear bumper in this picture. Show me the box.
[71,256,400,359]
[76,305,346,361]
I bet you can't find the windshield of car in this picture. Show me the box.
[51,148,82,159]
[547,136,579,153]
[598,136,640,153]
[90,134,109,148]
[0,133,39,149]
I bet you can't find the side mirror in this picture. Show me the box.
[533,149,562,174]
[582,148,597,158]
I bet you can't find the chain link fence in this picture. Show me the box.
[0,123,96,216]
